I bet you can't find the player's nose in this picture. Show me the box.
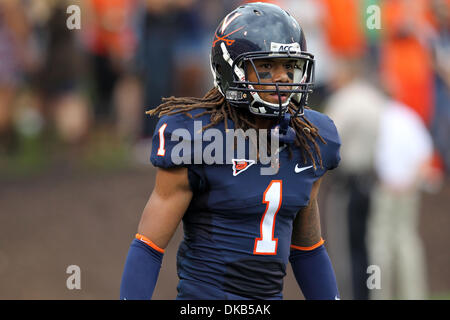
[272,64,290,84]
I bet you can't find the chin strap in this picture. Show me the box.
[292,92,306,118]
[271,113,296,144]
[271,82,297,144]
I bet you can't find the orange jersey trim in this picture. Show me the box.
[135,233,165,254]
[290,238,325,251]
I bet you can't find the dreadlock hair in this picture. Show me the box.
[146,87,326,170]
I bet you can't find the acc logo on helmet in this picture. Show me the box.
[270,42,301,53]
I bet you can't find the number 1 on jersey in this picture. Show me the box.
[254,180,282,255]
[157,123,168,156]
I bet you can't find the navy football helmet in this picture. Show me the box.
[210,2,315,119]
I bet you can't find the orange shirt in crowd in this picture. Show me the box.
[85,0,137,59]
[320,0,366,58]
[380,0,434,126]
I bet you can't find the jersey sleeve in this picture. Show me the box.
[320,115,341,171]
[150,115,196,169]
[305,109,341,172]
[149,114,208,194]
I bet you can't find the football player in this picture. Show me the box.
[120,2,341,300]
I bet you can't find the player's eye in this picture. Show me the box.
[285,61,298,70]
[258,63,272,69]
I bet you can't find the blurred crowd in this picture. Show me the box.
[0,0,242,160]
[0,0,449,299]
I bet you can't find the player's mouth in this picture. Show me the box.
[268,93,288,104]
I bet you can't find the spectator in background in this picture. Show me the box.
[379,0,435,126]
[36,1,91,145]
[0,0,37,153]
[82,0,139,128]
[171,0,210,98]
[300,0,370,299]
[368,99,434,300]
[136,0,179,138]
[324,59,385,300]
[139,0,236,138]
[320,0,366,59]
[368,4,444,299]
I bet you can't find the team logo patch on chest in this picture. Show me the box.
[232,159,256,176]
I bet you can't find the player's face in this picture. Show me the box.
[246,58,296,104]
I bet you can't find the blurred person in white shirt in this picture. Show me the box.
[324,58,385,299]
[367,99,434,300]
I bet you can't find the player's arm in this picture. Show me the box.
[289,177,340,300]
[138,167,193,248]
[120,167,193,300]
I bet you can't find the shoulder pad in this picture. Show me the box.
[303,109,341,170]
[149,109,214,168]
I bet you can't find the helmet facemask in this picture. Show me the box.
[209,2,315,121]
[221,45,315,119]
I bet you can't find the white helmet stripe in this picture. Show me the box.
[221,43,258,98]
[209,54,224,96]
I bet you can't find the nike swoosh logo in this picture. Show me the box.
[295,165,313,173]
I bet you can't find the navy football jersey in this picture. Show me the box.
[150,108,341,299]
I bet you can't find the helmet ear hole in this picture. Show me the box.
[253,10,261,15]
